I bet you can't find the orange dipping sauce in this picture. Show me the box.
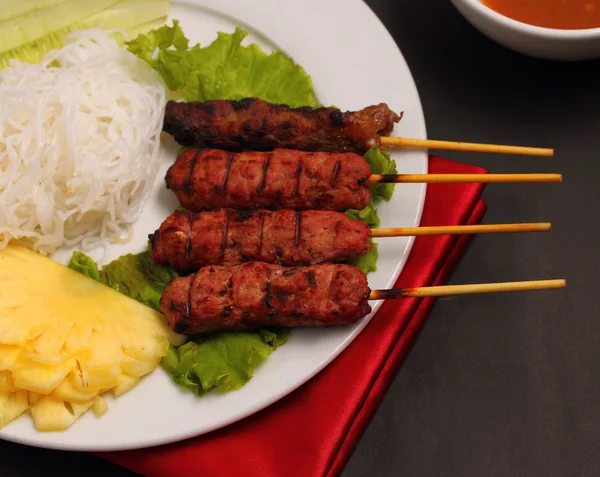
[481,0,600,30]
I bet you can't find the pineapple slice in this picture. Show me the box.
[91,396,108,418]
[112,374,141,397]
[52,376,100,403]
[0,370,17,393]
[29,395,94,432]
[0,390,29,428]
[11,355,78,394]
[0,244,183,431]
[28,392,43,406]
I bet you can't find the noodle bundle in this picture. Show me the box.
[0,29,166,255]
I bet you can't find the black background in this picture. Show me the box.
[3,1,599,475]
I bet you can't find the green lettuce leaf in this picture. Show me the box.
[126,20,318,108]
[68,251,102,281]
[343,204,379,274]
[163,329,290,395]
[343,148,397,273]
[68,250,177,312]
[344,148,397,230]
[346,240,379,274]
[345,200,380,229]
[68,250,290,395]
[259,328,291,347]
[364,147,398,203]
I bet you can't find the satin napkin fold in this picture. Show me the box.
[98,156,488,477]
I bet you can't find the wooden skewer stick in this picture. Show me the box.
[370,222,551,238]
[369,279,566,300]
[367,173,562,184]
[380,137,554,157]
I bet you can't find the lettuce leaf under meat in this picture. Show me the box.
[345,240,379,275]
[126,20,318,108]
[344,148,398,272]
[163,328,290,395]
[68,251,177,312]
[364,147,398,203]
[68,251,289,395]
[343,148,399,231]
[345,200,381,229]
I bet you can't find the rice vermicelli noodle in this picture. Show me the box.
[0,29,166,255]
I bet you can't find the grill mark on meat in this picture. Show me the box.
[305,271,316,286]
[294,211,302,247]
[262,267,273,310]
[327,268,336,313]
[220,211,230,260]
[257,211,266,258]
[149,231,158,250]
[220,152,234,194]
[332,160,341,181]
[183,297,191,323]
[220,306,232,317]
[185,273,201,323]
[257,120,268,137]
[184,150,201,195]
[283,269,297,277]
[194,103,215,114]
[257,154,271,194]
[272,103,291,113]
[292,158,303,196]
[232,98,256,110]
[184,210,194,264]
[160,226,180,234]
[329,109,345,127]
[173,320,188,334]
[234,210,255,222]
[274,288,291,301]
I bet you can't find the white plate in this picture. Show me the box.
[0,0,427,451]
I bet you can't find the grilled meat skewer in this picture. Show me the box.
[163,98,401,155]
[150,208,372,272]
[166,148,372,212]
[160,262,371,335]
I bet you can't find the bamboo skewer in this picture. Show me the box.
[370,222,551,238]
[369,279,566,300]
[367,173,562,184]
[380,137,554,157]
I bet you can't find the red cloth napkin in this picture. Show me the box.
[98,156,488,477]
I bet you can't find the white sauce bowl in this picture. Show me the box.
[452,0,600,61]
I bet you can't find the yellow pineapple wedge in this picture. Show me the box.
[0,244,185,431]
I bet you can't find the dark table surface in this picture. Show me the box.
[3,1,599,476]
